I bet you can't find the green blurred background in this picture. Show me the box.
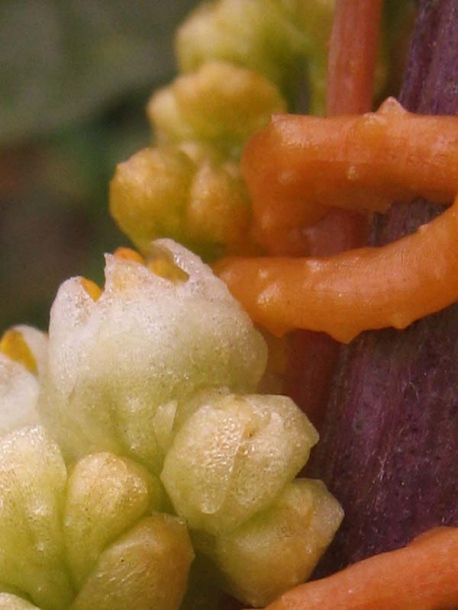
[0,0,198,331]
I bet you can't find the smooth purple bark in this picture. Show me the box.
[308,0,458,576]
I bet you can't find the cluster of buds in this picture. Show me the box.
[0,241,343,609]
[110,0,336,260]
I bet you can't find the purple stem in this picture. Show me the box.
[308,0,458,576]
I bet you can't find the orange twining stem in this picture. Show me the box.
[258,527,458,610]
[283,0,382,423]
[216,193,458,343]
[326,0,383,116]
[243,98,458,255]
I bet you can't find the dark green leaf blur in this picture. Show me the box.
[0,0,197,330]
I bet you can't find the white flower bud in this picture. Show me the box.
[0,326,48,437]
[39,240,267,472]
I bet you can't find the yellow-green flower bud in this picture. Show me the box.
[110,144,251,259]
[175,0,310,100]
[160,393,319,535]
[147,61,286,151]
[110,146,196,252]
[71,513,194,610]
[64,452,163,587]
[0,426,73,610]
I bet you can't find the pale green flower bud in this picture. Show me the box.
[38,241,267,471]
[64,452,163,587]
[199,478,343,607]
[0,427,194,610]
[160,393,319,535]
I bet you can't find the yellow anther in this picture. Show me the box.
[113,247,145,265]
[148,255,189,283]
[113,245,189,284]
[80,278,103,302]
[0,329,37,374]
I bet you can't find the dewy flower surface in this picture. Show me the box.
[38,239,267,471]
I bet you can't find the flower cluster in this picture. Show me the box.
[0,241,343,609]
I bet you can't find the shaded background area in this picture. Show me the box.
[0,0,198,330]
